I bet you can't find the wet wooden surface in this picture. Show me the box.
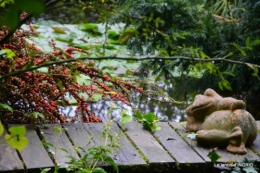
[0,121,260,173]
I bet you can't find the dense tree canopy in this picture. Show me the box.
[1,0,260,122]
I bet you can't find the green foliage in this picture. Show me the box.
[0,121,3,136]
[0,49,15,59]
[115,0,260,104]
[0,0,14,7]
[81,23,103,35]
[0,103,13,113]
[133,111,161,132]
[5,125,29,152]
[120,110,132,126]
[41,121,119,173]
[0,0,45,30]
[208,150,222,162]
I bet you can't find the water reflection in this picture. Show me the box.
[60,77,196,123]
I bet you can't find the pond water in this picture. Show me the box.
[31,9,260,123]
[27,17,196,122]
[58,67,194,123]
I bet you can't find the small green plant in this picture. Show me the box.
[41,120,120,173]
[133,111,161,132]
[186,132,197,147]
[0,103,29,152]
[208,150,222,162]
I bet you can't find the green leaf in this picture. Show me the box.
[103,156,118,173]
[4,9,19,30]
[92,94,102,101]
[8,126,27,137]
[75,74,91,86]
[243,167,258,173]
[218,79,232,91]
[15,0,45,14]
[36,67,49,73]
[0,122,4,136]
[121,111,132,126]
[41,142,55,148]
[51,26,66,34]
[59,148,68,153]
[0,103,13,113]
[92,167,107,173]
[207,150,222,162]
[1,49,16,59]
[251,39,260,46]
[5,126,28,152]
[133,111,143,120]
[81,23,102,35]
[107,30,120,40]
[40,168,52,173]
[32,112,45,119]
[186,132,197,140]
[0,0,14,7]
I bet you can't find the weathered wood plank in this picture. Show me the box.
[154,122,205,166]
[123,122,175,164]
[62,123,94,157]
[170,122,260,163]
[83,122,146,165]
[38,124,79,168]
[12,124,54,170]
[0,130,24,171]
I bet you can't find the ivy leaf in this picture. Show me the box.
[243,167,258,173]
[208,150,222,162]
[0,122,4,136]
[0,103,13,113]
[186,132,198,140]
[5,126,28,152]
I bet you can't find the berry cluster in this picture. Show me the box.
[0,25,144,124]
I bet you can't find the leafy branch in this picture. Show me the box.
[1,55,260,81]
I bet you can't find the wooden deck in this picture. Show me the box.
[1,121,260,173]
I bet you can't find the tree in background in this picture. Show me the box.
[115,0,260,118]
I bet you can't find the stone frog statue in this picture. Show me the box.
[186,88,257,154]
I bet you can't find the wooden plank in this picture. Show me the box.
[154,122,205,166]
[170,122,260,163]
[38,124,79,168]
[62,123,94,157]
[9,124,54,170]
[0,130,24,171]
[123,122,175,164]
[83,122,146,165]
